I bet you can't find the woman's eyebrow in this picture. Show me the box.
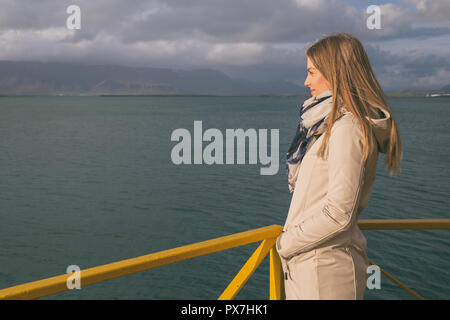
[307,67,315,72]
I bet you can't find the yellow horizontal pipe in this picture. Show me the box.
[0,219,449,300]
[358,219,450,230]
[0,225,283,300]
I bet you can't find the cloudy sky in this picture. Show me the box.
[0,0,449,91]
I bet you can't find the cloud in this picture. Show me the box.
[364,43,450,89]
[405,0,450,23]
[0,0,448,90]
[206,43,264,65]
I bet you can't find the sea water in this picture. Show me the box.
[0,95,449,300]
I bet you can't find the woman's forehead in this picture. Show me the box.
[306,58,316,69]
[306,57,316,69]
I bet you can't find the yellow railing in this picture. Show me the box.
[0,219,449,300]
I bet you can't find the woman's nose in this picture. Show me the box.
[304,77,310,87]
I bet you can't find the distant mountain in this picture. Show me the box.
[0,61,305,96]
[430,84,450,94]
[424,84,450,97]
[386,84,450,97]
[398,87,429,96]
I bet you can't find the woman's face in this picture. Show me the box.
[304,57,330,97]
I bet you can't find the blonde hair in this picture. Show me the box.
[306,32,403,176]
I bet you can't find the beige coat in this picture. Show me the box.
[276,106,392,300]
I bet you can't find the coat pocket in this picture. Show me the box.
[286,249,316,268]
[284,249,318,297]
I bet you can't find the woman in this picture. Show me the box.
[276,33,403,300]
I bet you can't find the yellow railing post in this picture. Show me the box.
[269,245,284,300]
[218,237,277,300]
[0,225,283,300]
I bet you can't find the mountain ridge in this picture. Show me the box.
[0,60,306,96]
[0,60,448,97]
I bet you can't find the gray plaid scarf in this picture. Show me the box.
[286,90,346,193]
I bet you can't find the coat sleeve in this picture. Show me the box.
[276,121,366,260]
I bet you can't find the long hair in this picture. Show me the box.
[306,32,403,176]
